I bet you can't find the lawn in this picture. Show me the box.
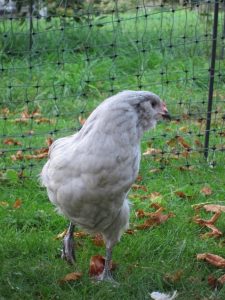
[0,2,225,299]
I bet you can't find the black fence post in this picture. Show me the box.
[204,0,219,159]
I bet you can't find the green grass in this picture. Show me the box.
[0,4,225,299]
[1,164,225,299]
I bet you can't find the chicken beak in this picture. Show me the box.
[161,102,171,120]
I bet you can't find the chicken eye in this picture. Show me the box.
[152,101,157,108]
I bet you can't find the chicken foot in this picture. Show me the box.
[97,247,116,282]
[61,222,76,265]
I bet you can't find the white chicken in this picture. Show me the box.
[41,90,170,281]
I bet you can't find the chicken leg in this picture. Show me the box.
[61,222,75,265]
[97,247,115,282]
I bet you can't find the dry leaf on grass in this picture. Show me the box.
[11,150,24,161]
[13,199,22,209]
[34,147,49,155]
[74,231,88,238]
[92,234,104,247]
[203,204,225,213]
[89,255,116,277]
[125,229,136,235]
[137,192,162,201]
[25,153,48,160]
[14,108,41,123]
[177,166,194,171]
[135,175,143,182]
[59,272,82,283]
[0,201,9,207]
[201,186,212,196]
[197,253,225,268]
[164,270,183,283]
[207,275,218,289]
[175,191,193,199]
[193,212,222,238]
[179,126,188,133]
[78,115,87,125]
[218,274,225,285]
[135,204,174,230]
[1,107,10,116]
[166,136,191,149]
[35,117,53,124]
[131,184,147,192]
[55,230,88,240]
[192,203,225,213]
[208,274,225,288]
[3,138,22,146]
[143,148,162,156]
[195,139,203,148]
[55,229,67,240]
[46,137,54,147]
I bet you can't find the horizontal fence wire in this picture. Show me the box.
[0,0,225,180]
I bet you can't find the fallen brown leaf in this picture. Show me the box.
[197,253,225,268]
[195,139,203,148]
[135,175,143,182]
[34,148,49,155]
[92,234,104,247]
[11,150,23,161]
[218,274,225,285]
[208,275,218,289]
[46,137,54,147]
[201,186,213,196]
[13,199,22,209]
[55,230,88,240]
[35,117,53,124]
[1,107,10,116]
[3,138,22,146]
[135,204,174,230]
[14,108,41,124]
[193,211,222,238]
[166,137,177,147]
[164,270,183,283]
[179,126,188,133]
[202,204,225,213]
[24,153,48,160]
[200,223,223,239]
[178,166,194,171]
[138,192,162,201]
[177,136,191,149]
[135,205,165,219]
[59,272,82,283]
[175,191,193,199]
[74,231,88,238]
[131,184,147,192]
[149,192,162,200]
[125,229,136,235]
[89,255,116,277]
[192,202,223,212]
[143,148,162,156]
[78,115,87,125]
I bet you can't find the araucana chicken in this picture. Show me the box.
[41,90,170,281]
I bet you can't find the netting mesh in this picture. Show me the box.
[0,0,224,178]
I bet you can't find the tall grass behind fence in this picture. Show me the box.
[0,0,224,179]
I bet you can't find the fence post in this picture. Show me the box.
[29,0,33,53]
[204,0,219,159]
